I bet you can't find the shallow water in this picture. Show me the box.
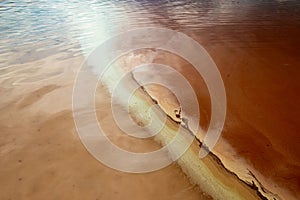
[1,0,299,66]
[1,0,300,199]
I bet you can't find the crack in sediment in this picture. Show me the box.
[130,71,280,200]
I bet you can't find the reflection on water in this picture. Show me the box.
[1,0,299,66]
[1,0,300,199]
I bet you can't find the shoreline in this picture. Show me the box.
[129,70,279,200]
[98,50,280,199]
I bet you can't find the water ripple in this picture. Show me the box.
[0,0,299,67]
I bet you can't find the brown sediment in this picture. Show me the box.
[200,33,300,200]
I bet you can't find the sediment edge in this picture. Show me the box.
[131,72,280,200]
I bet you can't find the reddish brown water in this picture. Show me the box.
[1,0,300,199]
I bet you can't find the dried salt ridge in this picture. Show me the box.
[130,72,280,200]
